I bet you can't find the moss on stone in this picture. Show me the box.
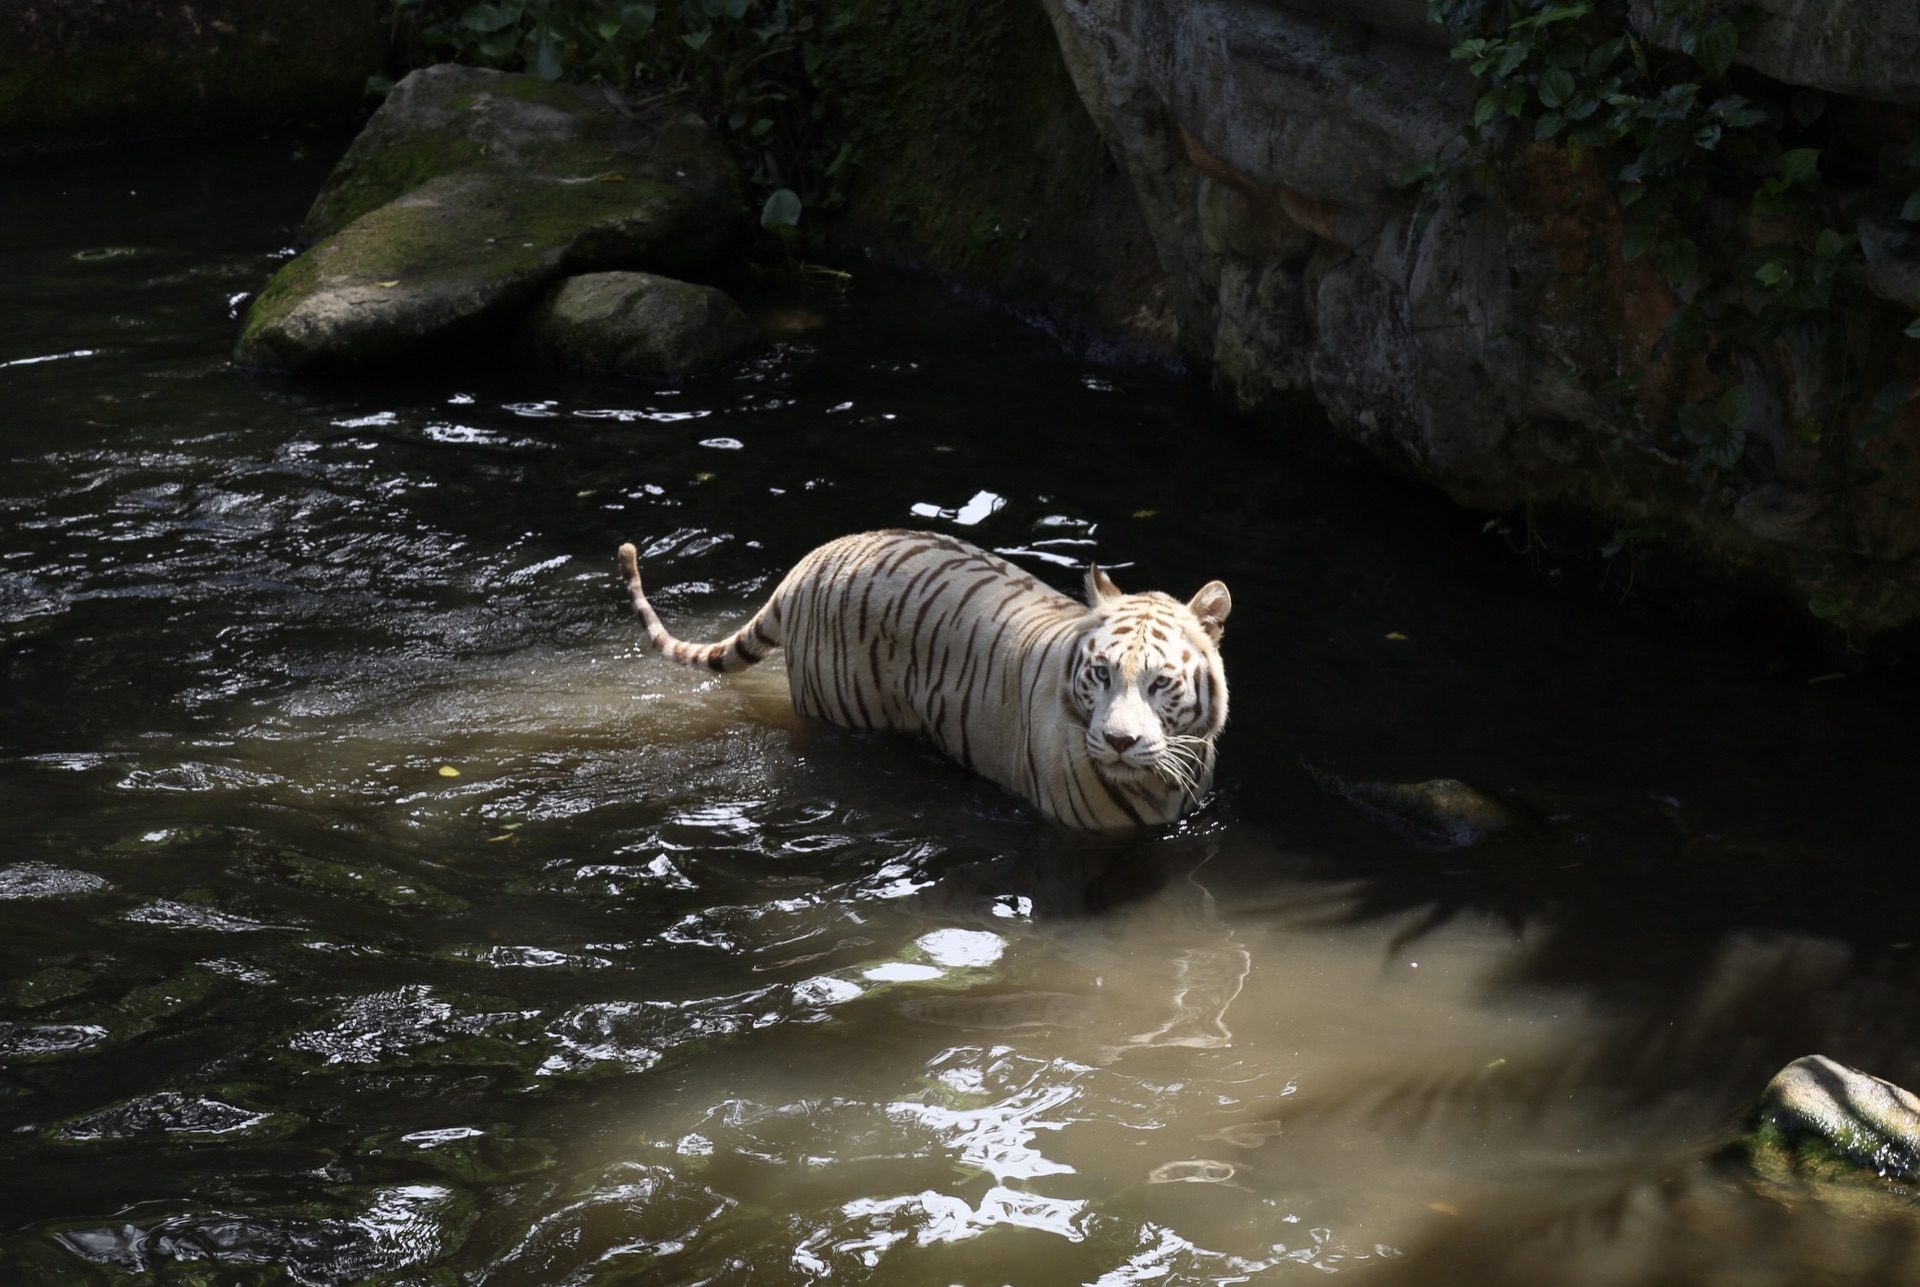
[305,133,490,241]
[238,170,708,372]
[234,64,746,373]
[1743,1117,1920,1218]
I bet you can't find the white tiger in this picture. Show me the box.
[616,530,1230,829]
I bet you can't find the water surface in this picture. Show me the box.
[3,133,1920,1286]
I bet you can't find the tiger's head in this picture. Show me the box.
[1069,564,1231,799]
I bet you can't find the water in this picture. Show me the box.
[3,132,1920,1286]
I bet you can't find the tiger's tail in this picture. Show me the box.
[618,542,783,673]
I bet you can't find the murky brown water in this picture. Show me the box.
[4,132,1920,1285]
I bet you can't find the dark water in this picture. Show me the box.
[4,133,1920,1286]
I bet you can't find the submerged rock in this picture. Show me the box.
[1309,766,1516,848]
[1748,1054,1920,1193]
[235,64,745,375]
[522,271,763,378]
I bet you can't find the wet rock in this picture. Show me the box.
[522,271,764,379]
[40,1088,305,1145]
[235,64,745,375]
[1037,0,1920,631]
[360,1124,558,1182]
[1743,1055,1920,1219]
[1748,1054,1920,1189]
[1309,767,1517,848]
[1630,0,1920,108]
[0,862,109,900]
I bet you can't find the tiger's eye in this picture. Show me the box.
[1092,664,1111,686]
[1148,676,1170,694]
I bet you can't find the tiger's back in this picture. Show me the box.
[618,529,1230,829]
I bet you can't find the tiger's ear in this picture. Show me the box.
[1085,563,1123,606]
[1188,581,1231,644]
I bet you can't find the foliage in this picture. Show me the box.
[1415,0,1920,517]
[383,0,860,237]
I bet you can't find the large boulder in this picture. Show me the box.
[234,65,745,374]
[521,272,763,379]
[1039,0,1920,632]
[1629,0,1920,108]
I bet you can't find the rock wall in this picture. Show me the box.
[0,0,384,151]
[1037,0,1920,633]
[826,0,1177,358]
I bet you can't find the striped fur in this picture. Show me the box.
[617,530,1230,830]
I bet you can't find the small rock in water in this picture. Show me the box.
[1307,765,1516,848]
[1749,1054,1920,1187]
[522,271,763,379]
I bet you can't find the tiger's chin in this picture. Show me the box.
[1090,754,1173,789]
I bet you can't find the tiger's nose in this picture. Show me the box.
[1104,732,1138,753]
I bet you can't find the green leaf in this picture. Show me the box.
[1707,427,1746,469]
[1856,377,1912,444]
[1905,317,1920,339]
[1535,112,1565,140]
[1901,188,1920,222]
[1814,228,1846,259]
[1661,303,1713,348]
[1790,89,1826,126]
[1658,236,1699,285]
[1588,38,1625,76]
[1622,221,1656,262]
[1539,68,1575,108]
[1678,400,1720,444]
[1532,5,1590,27]
[760,187,802,230]
[1754,259,1787,286]
[1778,147,1821,187]
[1715,383,1749,426]
[460,2,521,33]
[1808,584,1855,624]
[1473,93,1503,127]
[1693,22,1738,78]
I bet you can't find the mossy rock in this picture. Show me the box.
[522,271,764,378]
[234,64,745,375]
[302,64,740,241]
[1743,1054,1920,1215]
